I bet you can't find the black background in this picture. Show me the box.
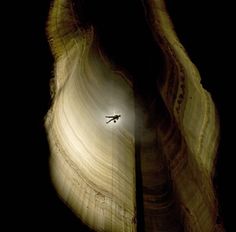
[6,0,234,231]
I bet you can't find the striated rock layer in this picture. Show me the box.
[139,0,223,231]
[45,0,224,231]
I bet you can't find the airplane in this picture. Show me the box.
[105,114,121,124]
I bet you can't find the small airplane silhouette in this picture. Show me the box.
[105,114,121,124]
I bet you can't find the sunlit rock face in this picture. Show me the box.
[45,0,224,231]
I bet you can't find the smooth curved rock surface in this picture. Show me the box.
[45,1,136,231]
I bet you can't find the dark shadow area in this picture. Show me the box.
[73,0,164,85]
[134,100,145,232]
